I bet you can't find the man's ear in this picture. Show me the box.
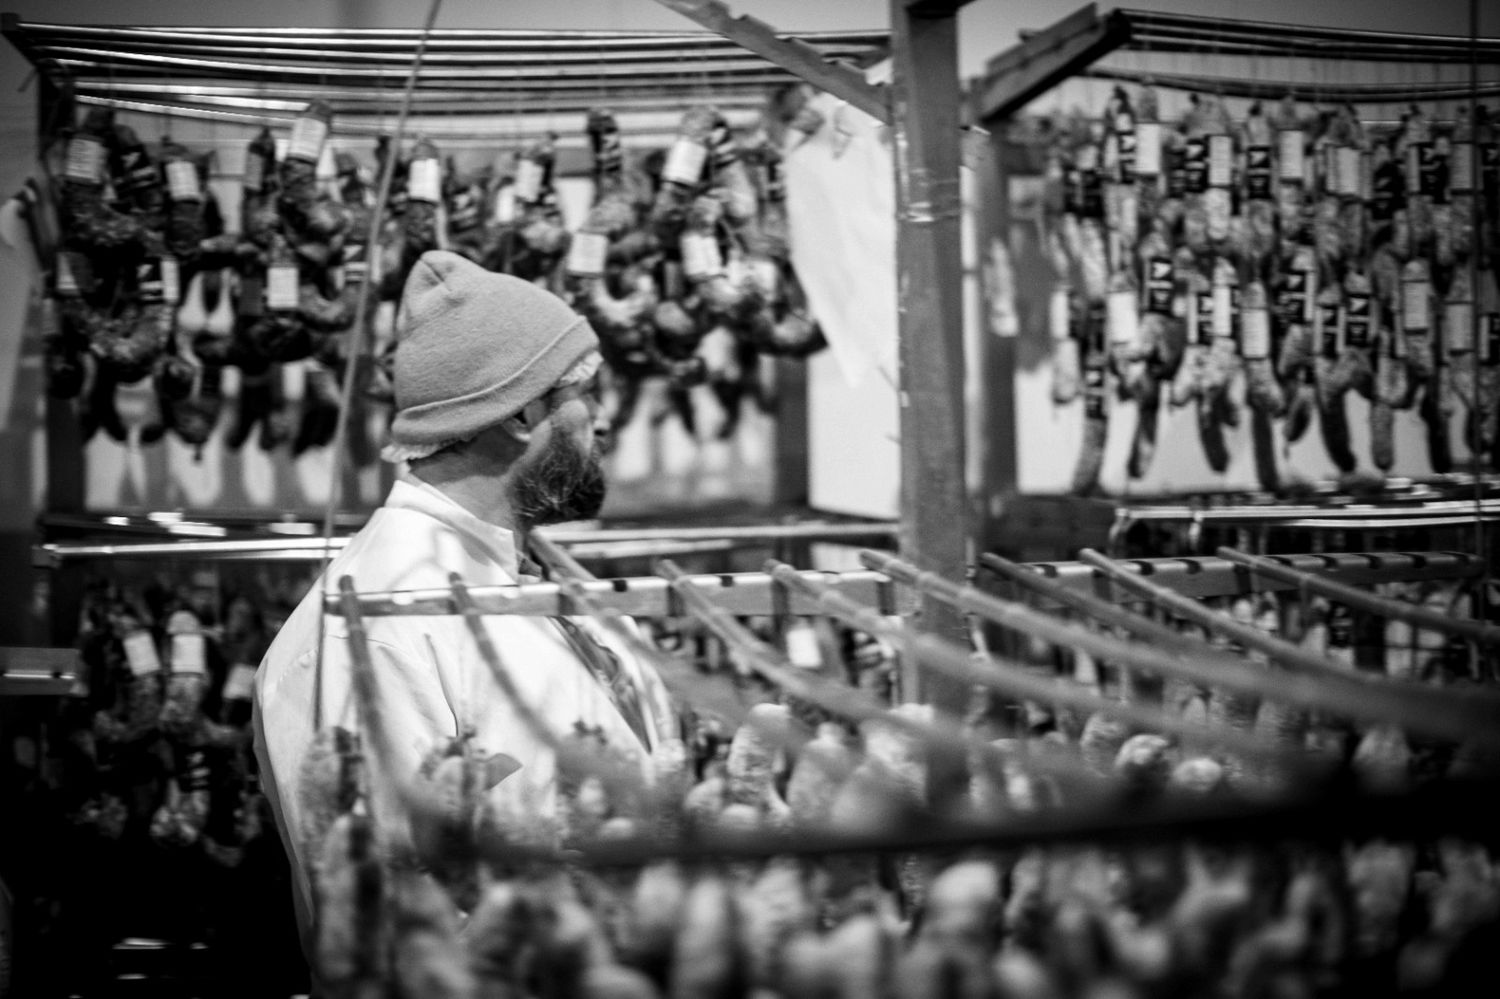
[500,398,549,443]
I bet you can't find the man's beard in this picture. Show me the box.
[513,433,607,526]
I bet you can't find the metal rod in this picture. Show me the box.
[763,560,1322,775]
[1079,66,1500,105]
[1216,547,1500,649]
[871,549,1500,748]
[656,559,1112,796]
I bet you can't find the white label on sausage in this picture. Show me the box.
[1135,122,1162,177]
[785,622,822,669]
[222,664,257,701]
[514,158,545,202]
[1278,130,1305,182]
[1336,147,1362,198]
[56,253,78,296]
[680,231,723,279]
[161,256,180,306]
[166,159,201,201]
[1241,302,1271,358]
[1403,279,1431,331]
[65,135,105,184]
[1207,135,1234,187]
[124,631,163,676]
[1049,285,1070,341]
[1445,302,1474,353]
[170,634,207,676]
[242,151,265,193]
[1107,287,1140,346]
[1213,281,1235,340]
[1451,142,1475,194]
[663,137,708,186]
[492,184,517,224]
[288,115,329,163]
[565,230,609,277]
[267,264,300,311]
[407,158,442,203]
[280,358,307,402]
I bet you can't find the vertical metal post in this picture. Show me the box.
[889,0,969,714]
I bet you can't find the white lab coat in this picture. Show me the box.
[252,473,675,962]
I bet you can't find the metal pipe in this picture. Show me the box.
[1216,546,1500,649]
[870,549,1500,748]
[763,559,1323,775]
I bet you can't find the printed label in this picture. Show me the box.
[1207,135,1234,188]
[280,358,307,402]
[1194,291,1214,341]
[124,631,162,676]
[267,264,300,311]
[1083,366,1106,418]
[1049,286,1070,340]
[1278,269,1308,327]
[516,159,547,203]
[1145,257,1173,315]
[1403,279,1431,331]
[165,159,200,201]
[242,150,265,193]
[785,622,822,669]
[1135,122,1161,177]
[1319,300,1343,357]
[1450,142,1475,194]
[1166,142,1187,197]
[1328,604,1354,648]
[1107,287,1140,346]
[136,259,165,304]
[65,135,105,184]
[222,664,257,701]
[406,158,442,203]
[663,138,708,186]
[56,253,79,296]
[1278,130,1305,182]
[341,247,368,286]
[114,148,158,195]
[680,231,723,279]
[1336,147,1362,198]
[1213,280,1235,342]
[1116,128,1136,183]
[1344,291,1372,349]
[170,634,206,676]
[160,256,180,306]
[1482,313,1500,365]
[1405,142,1428,194]
[288,115,329,163]
[1482,143,1500,190]
[1445,301,1474,352]
[448,189,481,231]
[566,230,609,277]
[1245,145,1273,199]
[1184,136,1208,193]
[492,184,517,224]
[1241,301,1271,358]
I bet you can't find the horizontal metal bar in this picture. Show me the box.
[1082,66,1500,105]
[35,521,898,566]
[1010,551,1483,603]
[0,647,81,697]
[1120,8,1500,57]
[321,569,902,618]
[1117,499,1500,524]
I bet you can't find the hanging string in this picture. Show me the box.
[310,0,444,735]
[1466,0,1487,635]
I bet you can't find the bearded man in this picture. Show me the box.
[252,250,675,965]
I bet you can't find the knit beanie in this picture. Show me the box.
[387,250,599,449]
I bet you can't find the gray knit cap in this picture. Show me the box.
[387,250,599,451]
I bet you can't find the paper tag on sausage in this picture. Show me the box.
[267,264,300,311]
[1278,269,1309,328]
[280,358,307,402]
[1107,287,1140,346]
[288,115,329,163]
[680,231,723,279]
[1115,128,1136,184]
[1319,299,1343,357]
[663,137,708,186]
[1145,257,1173,315]
[407,158,442,203]
[1335,147,1362,198]
[136,259,166,304]
[1245,145,1273,199]
[1192,290,1213,343]
[1277,130,1304,182]
[1450,142,1475,194]
[160,256,180,306]
[1403,278,1431,331]
[1482,143,1500,189]
[1166,142,1187,198]
[1083,365,1107,418]
[124,631,163,676]
[65,135,105,184]
[170,634,207,676]
[56,252,79,296]
[1184,136,1208,193]
[165,159,200,201]
[513,158,545,202]
[1445,301,1474,353]
[1344,291,1372,349]
[785,622,823,669]
[492,183,517,224]
[448,189,481,231]
[1479,312,1500,365]
[1241,300,1271,359]
[1134,121,1162,178]
[243,150,265,193]
[222,663,257,701]
[566,230,609,277]
[1049,285,1070,341]
[1207,135,1233,188]
[1212,281,1235,342]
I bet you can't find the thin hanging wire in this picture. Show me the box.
[1467,0,1487,628]
[311,0,444,735]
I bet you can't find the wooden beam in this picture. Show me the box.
[903,0,978,15]
[653,0,891,125]
[889,0,969,714]
[974,4,1132,123]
